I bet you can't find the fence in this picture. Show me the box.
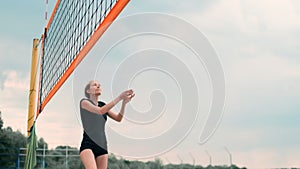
[0,145,81,169]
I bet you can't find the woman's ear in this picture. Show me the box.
[86,88,90,95]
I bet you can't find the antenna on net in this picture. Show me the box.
[44,0,49,27]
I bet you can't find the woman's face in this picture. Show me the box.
[88,80,102,96]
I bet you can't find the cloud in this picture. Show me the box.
[34,79,83,148]
[36,111,83,148]
[180,0,300,33]
[0,38,32,79]
[0,70,29,133]
[0,73,7,90]
[122,0,216,16]
[159,0,300,167]
[3,71,29,90]
[241,0,300,32]
[177,0,300,63]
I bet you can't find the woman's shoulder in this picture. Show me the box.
[98,101,106,107]
[80,98,91,103]
[80,98,94,106]
[80,98,105,107]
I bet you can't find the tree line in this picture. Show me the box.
[0,111,247,169]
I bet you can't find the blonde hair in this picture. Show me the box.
[84,82,91,98]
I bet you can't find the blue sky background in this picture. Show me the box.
[1,0,300,168]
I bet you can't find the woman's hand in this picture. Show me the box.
[119,89,134,100]
[108,89,135,122]
[123,92,135,104]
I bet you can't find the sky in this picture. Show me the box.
[1,0,300,168]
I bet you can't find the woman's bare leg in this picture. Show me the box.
[95,154,108,169]
[80,149,97,169]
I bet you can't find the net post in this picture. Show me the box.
[27,38,39,137]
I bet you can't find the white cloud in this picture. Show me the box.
[179,0,300,34]
[0,38,32,73]
[0,70,29,133]
[3,71,29,90]
[241,0,300,32]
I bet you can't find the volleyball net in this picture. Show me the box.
[37,0,130,117]
[26,1,130,167]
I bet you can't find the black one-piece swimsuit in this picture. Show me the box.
[79,99,108,157]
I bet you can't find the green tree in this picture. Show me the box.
[0,111,3,130]
[38,137,48,149]
[129,160,147,169]
[113,157,130,169]
[44,145,83,169]
[109,163,120,169]
[0,124,26,168]
[146,158,163,169]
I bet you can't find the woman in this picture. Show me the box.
[79,80,135,169]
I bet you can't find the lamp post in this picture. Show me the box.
[205,150,212,166]
[177,154,183,169]
[189,152,195,167]
[224,146,232,168]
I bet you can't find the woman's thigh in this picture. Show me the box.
[80,149,97,169]
[95,154,108,169]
